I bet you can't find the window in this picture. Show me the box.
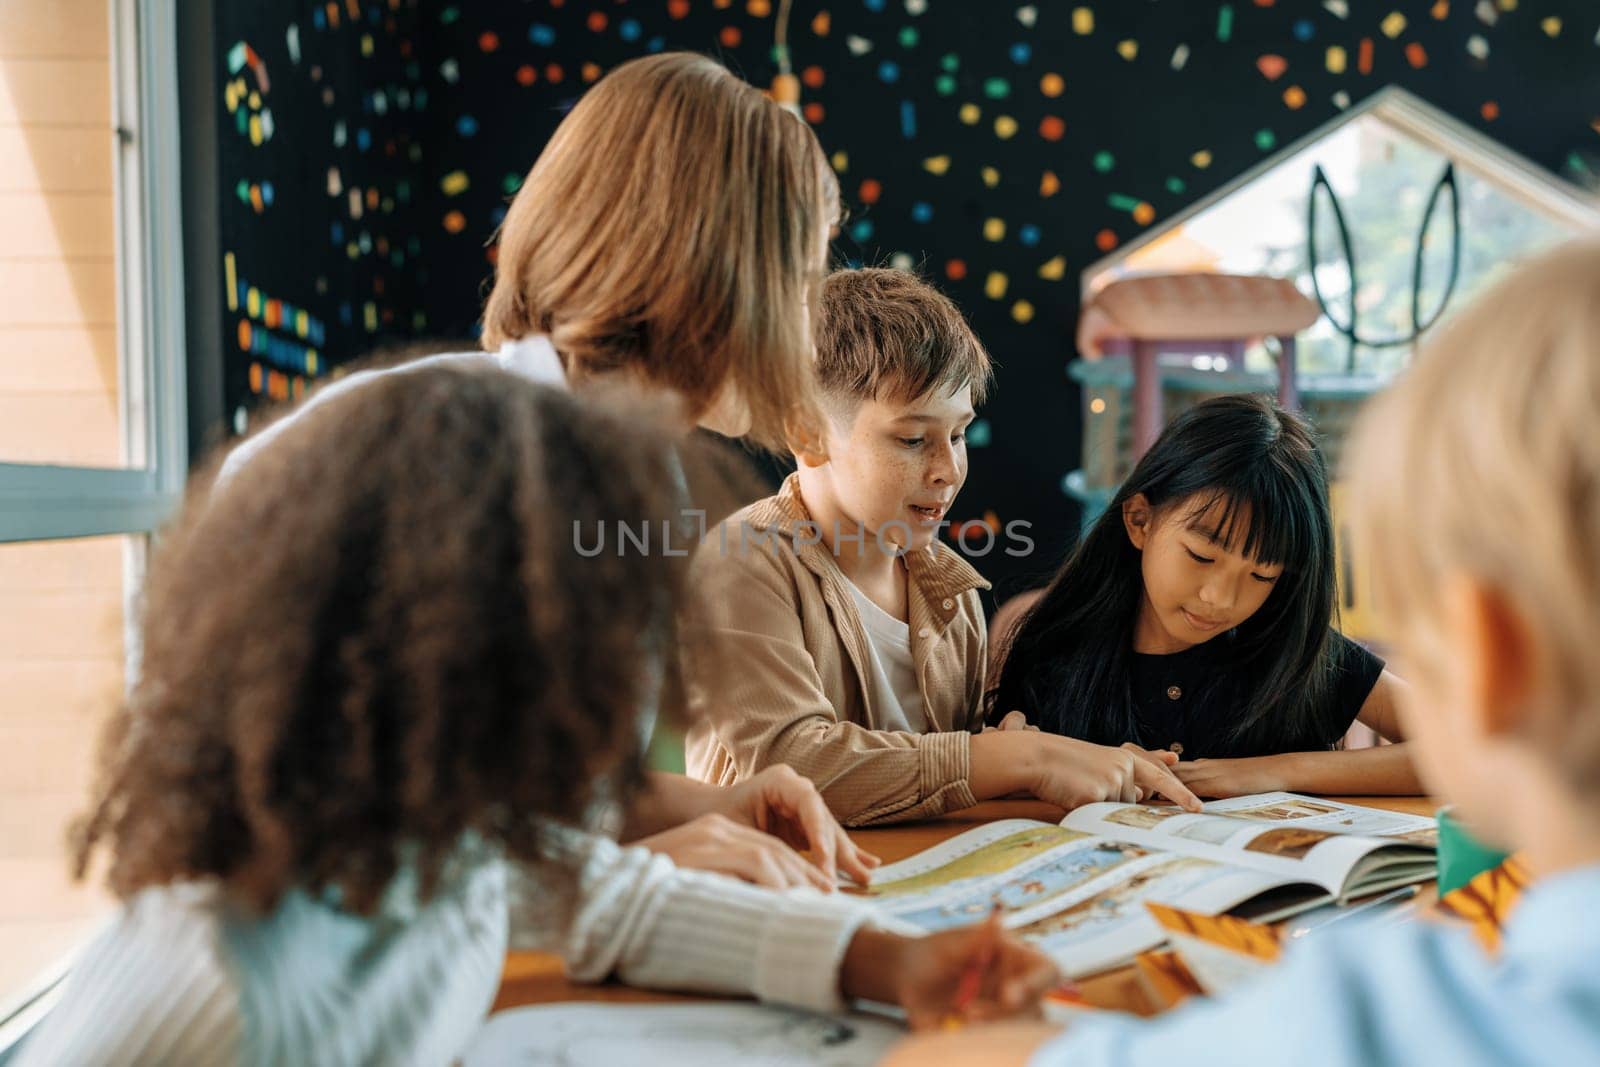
[1084,88,1597,380]
[0,5,125,469]
[0,0,186,1026]
[0,536,135,1005]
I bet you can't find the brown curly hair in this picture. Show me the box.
[74,362,729,914]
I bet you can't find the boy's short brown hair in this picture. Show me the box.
[813,268,993,409]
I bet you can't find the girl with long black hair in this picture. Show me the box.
[990,393,1418,797]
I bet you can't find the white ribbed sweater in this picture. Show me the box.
[17,831,873,1066]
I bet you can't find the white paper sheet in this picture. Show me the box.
[461,1002,903,1067]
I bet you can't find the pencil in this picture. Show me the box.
[952,903,1004,1015]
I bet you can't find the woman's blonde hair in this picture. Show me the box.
[483,52,839,451]
[1348,239,1600,796]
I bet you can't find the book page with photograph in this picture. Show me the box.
[1059,794,1436,901]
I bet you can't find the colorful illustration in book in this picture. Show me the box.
[889,841,1152,931]
[1103,805,1185,832]
[1219,798,1344,822]
[1242,827,1339,860]
[1014,857,1217,946]
[860,825,1083,900]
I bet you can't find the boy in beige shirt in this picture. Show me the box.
[684,268,1198,825]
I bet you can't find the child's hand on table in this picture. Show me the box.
[1037,736,1204,812]
[717,763,880,885]
[972,726,1203,812]
[1172,756,1290,798]
[632,812,844,891]
[635,765,879,890]
[984,710,1040,732]
[840,914,1063,1030]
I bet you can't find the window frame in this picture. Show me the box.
[0,0,188,545]
[0,0,186,1051]
[1079,85,1600,295]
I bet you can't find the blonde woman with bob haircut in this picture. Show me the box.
[203,52,1034,1027]
[482,51,836,450]
[885,241,1600,1067]
[234,51,836,457]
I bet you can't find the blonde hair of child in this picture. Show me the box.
[1348,239,1600,797]
[482,52,840,451]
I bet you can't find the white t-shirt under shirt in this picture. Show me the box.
[843,577,928,734]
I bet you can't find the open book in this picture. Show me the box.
[859,792,1437,979]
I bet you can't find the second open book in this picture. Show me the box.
[858,792,1438,979]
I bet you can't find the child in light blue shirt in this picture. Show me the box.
[1027,866,1600,1066]
[887,241,1600,1067]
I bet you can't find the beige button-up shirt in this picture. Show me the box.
[684,475,991,826]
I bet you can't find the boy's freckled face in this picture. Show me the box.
[815,384,975,552]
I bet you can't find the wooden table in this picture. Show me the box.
[494,796,1437,1016]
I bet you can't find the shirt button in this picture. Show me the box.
[1166,685,1183,700]
[941,598,954,610]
